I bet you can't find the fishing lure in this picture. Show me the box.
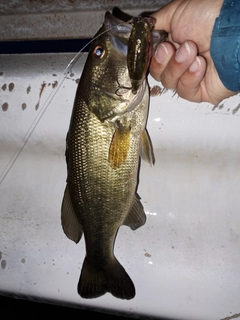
[127,16,167,94]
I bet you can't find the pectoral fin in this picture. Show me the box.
[140,129,155,166]
[109,122,131,169]
[123,193,146,230]
[61,185,83,243]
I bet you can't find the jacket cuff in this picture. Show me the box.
[210,0,240,92]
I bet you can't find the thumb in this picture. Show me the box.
[151,1,180,32]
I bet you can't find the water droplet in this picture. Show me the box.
[22,103,27,110]
[27,85,31,94]
[2,102,8,111]
[8,83,14,92]
[1,260,6,269]
[52,81,58,88]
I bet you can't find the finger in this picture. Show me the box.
[176,55,207,102]
[151,0,181,32]
[150,42,175,82]
[158,41,199,90]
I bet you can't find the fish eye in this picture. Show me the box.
[93,45,105,58]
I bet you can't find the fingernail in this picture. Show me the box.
[155,43,168,64]
[189,56,201,72]
[175,42,190,63]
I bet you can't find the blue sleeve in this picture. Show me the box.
[210,0,240,92]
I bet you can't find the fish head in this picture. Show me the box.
[79,12,144,122]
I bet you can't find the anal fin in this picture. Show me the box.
[123,193,146,230]
[140,129,155,166]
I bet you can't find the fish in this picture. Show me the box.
[61,11,166,300]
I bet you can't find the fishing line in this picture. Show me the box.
[0,22,129,185]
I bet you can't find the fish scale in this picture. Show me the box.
[69,99,140,253]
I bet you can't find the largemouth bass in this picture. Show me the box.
[61,11,166,300]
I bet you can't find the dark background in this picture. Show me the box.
[0,295,172,320]
[0,39,91,54]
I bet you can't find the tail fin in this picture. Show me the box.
[78,256,135,300]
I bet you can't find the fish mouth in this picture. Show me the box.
[103,11,133,56]
[105,11,132,39]
[103,76,132,103]
[102,80,147,121]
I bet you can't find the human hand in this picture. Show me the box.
[150,0,237,104]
